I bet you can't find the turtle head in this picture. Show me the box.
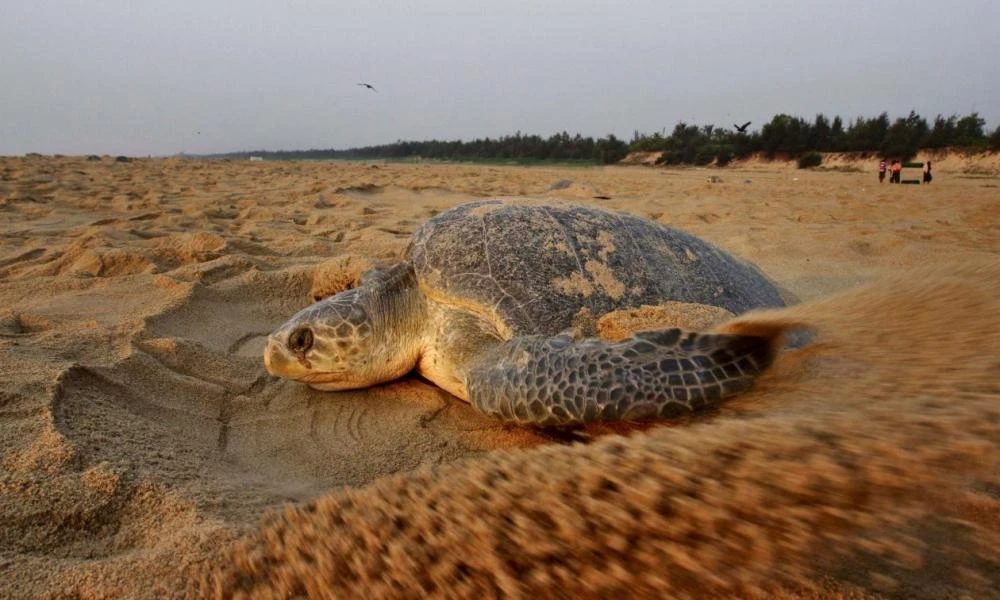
[263,263,425,390]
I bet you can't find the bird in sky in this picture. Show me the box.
[734,121,751,133]
[357,83,378,92]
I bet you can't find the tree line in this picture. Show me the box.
[211,111,999,165]
[222,132,629,164]
[630,111,1000,166]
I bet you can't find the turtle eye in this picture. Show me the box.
[288,327,314,353]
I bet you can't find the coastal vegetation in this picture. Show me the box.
[629,111,997,166]
[213,111,999,166]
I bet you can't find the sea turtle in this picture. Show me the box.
[264,199,787,426]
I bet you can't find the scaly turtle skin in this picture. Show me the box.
[264,199,786,426]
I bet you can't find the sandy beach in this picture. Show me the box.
[1,154,997,598]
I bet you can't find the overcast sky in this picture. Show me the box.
[3,0,998,156]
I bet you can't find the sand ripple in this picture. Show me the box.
[0,155,997,598]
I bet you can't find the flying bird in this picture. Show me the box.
[357,83,378,92]
[734,121,751,133]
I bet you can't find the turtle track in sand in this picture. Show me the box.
[49,265,535,526]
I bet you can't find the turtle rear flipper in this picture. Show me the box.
[465,329,778,426]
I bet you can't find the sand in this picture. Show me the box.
[0,154,997,598]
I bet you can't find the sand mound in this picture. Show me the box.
[622,149,1000,175]
[309,254,386,301]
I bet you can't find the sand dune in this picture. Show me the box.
[0,155,997,598]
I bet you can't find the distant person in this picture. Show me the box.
[878,159,887,183]
[923,160,932,184]
[891,160,902,184]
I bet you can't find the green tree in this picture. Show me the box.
[954,113,986,147]
[759,114,810,157]
[881,111,928,160]
[926,114,957,148]
[595,134,628,164]
[810,114,832,151]
[829,116,845,151]
[844,112,890,152]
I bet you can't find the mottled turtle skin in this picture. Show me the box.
[264,199,786,426]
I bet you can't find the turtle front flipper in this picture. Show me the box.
[465,329,778,426]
